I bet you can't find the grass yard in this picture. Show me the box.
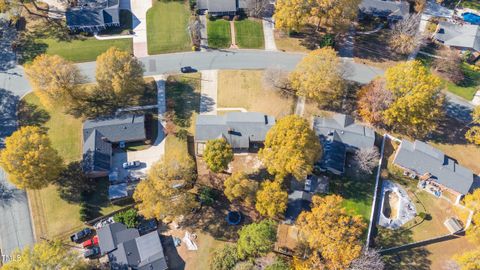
[21,93,122,240]
[274,32,311,53]
[217,70,296,118]
[234,19,264,49]
[146,1,192,54]
[429,142,480,174]
[207,19,231,48]
[165,73,201,135]
[462,0,480,10]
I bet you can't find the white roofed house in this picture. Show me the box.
[434,22,480,52]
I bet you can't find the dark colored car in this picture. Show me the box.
[70,228,93,243]
[84,246,100,259]
[138,219,158,235]
[180,66,197,73]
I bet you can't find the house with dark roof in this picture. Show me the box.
[194,112,275,155]
[393,139,475,204]
[66,0,120,32]
[359,0,410,22]
[434,22,480,52]
[97,223,168,270]
[313,113,376,175]
[82,114,146,178]
[197,0,248,16]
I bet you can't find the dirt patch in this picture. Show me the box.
[383,191,399,220]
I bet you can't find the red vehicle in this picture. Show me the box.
[82,235,99,249]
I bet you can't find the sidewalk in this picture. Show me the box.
[130,0,152,57]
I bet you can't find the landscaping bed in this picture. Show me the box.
[147,1,192,54]
[234,19,264,49]
[207,19,231,48]
[217,70,296,118]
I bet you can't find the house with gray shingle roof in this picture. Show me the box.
[197,0,246,16]
[66,0,120,32]
[194,112,275,155]
[313,113,376,175]
[434,21,480,52]
[97,223,168,270]
[82,114,146,177]
[359,0,410,22]
[393,139,475,204]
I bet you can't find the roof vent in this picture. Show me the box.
[228,128,234,134]
[123,126,127,129]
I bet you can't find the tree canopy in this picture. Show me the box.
[466,106,480,145]
[290,48,345,108]
[95,47,145,106]
[209,244,239,270]
[25,54,84,108]
[259,115,321,179]
[255,180,288,218]
[237,219,277,259]
[203,138,234,173]
[2,240,87,270]
[274,0,361,32]
[133,155,198,221]
[0,126,63,189]
[296,195,366,269]
[224,172,258,207]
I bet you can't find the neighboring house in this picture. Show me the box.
[313,113,376,175]
[97,223,168,270]
[194,112,275,155]
[285,190,312,223]
[197,0,248,16]
[434,22,480,52]
[82,114,146,178]
[66,0,120,32]
[393,139,475,204]
[274,224,300,256]
[359,0,410,22]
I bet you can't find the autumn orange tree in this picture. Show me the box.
[274,0,361,32]
[0,126,63,189]
[259,115,321,180]
[290,48,345,109]
[255,180,288,218]
[357,79,393,126]
[296,195,366,269]
[454,189,480,269]
[466,106,480,145]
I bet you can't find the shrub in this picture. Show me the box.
[79,202,91,222]
[207,14,213,20]
[222,15,231,21]
[233,15,241,21]
[209,244,239,270]
[199,186,216,206]
[114,209,140,228]
[175,129,189,141]
[319,34,334,48]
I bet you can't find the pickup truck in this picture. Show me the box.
[70,228,93,243]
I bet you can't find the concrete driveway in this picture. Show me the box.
[130,0,152,57]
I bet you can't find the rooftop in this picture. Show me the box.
[66,0,120,28]
[435,21,480,52]
[359,0,410,20]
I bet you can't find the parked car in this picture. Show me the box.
[180,66,197,73]
[304,175,314,192]
[138,219,158,235]
[82,235,99,249]
[70,228,93,243]
[84,246,100,259]
[122,161,141,169]
[94,217,115,230]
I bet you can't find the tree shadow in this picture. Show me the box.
[160,235,186,270]
[0,21,17,71]
[17,100,50,128]
[165,76,201,131]
[66,87,119,119]
[0,88,19,147]
[55,161,94,203]
[427,115,470,145]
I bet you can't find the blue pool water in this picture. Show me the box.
[463,12,480,25]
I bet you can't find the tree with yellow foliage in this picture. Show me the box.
[204,138,234,173]
[296,195,366,269]
[464,189,480,244]
[95,47,145,106]
[255,180,288,218]
[466,106,480,145]
[290,48,345,108]
[2,240,87,270]
[259,115,321,180]
[454,248,480,270]
[224,172,258,207]
[274,0,361,32]
[25,54,85,108]
[133,155,198,221]
[0,126,63,189]
[383,61,445,138]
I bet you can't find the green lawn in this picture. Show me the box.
[146,1,192,54]
[462,0,480,10]
[35,38,132,63]
[207,19,231,48]
[234,19,264,49]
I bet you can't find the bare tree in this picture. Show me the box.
[353,147,380,175]
[357,79,394,126]
[188,17,202,48]
[245,0,272,18]
[262,67,295,96]
[433,48,464,84]
[349,249,385,270]
[389,13,423,55]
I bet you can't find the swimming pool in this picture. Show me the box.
[463,12,480,25]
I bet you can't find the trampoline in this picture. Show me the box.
[463,12,480,25]
[226,211,241,225]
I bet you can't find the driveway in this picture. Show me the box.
[262,18,277,51]
[130,0,152,57]
[200,70,218,115]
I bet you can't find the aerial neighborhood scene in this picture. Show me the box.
[2,0,480,269]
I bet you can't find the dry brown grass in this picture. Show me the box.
[274,30,311,53]
[217,70,295,118]
[428,143,480,175]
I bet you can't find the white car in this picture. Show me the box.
[304,175,314,192]
[122,161,141,169]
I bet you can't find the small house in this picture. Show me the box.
[359,0,410,23]
[393,139,475,204]
[194,112,275,155]
[66,0,121,32]
[197,0,248,16]
[82,114,146,178]
[434,22,480,52]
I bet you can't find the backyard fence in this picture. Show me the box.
[379,231,465,255]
